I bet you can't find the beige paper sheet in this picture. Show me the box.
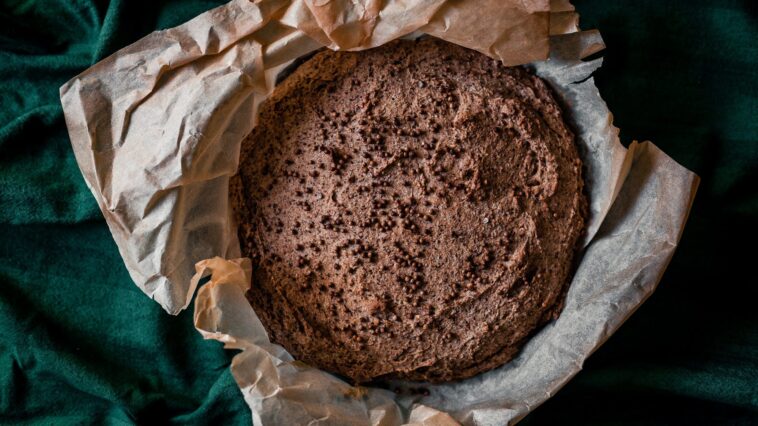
[61,0,698,424]
[61,0,553,314]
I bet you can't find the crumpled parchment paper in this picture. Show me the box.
[60,0,699,424]
[61,0,555,314]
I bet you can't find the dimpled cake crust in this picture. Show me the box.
[231,38,587,383]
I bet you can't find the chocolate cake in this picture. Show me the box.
[231,38,586,383]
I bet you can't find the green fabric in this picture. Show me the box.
[0,1,249,424]
[0,0,755,424]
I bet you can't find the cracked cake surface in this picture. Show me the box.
[231,38,586,383]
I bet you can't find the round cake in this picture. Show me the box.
[231,38,586,383]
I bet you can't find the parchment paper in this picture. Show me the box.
[60,0,699,424]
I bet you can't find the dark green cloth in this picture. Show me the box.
[0,0,755,424]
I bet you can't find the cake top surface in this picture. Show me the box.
[232,38,586,383]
